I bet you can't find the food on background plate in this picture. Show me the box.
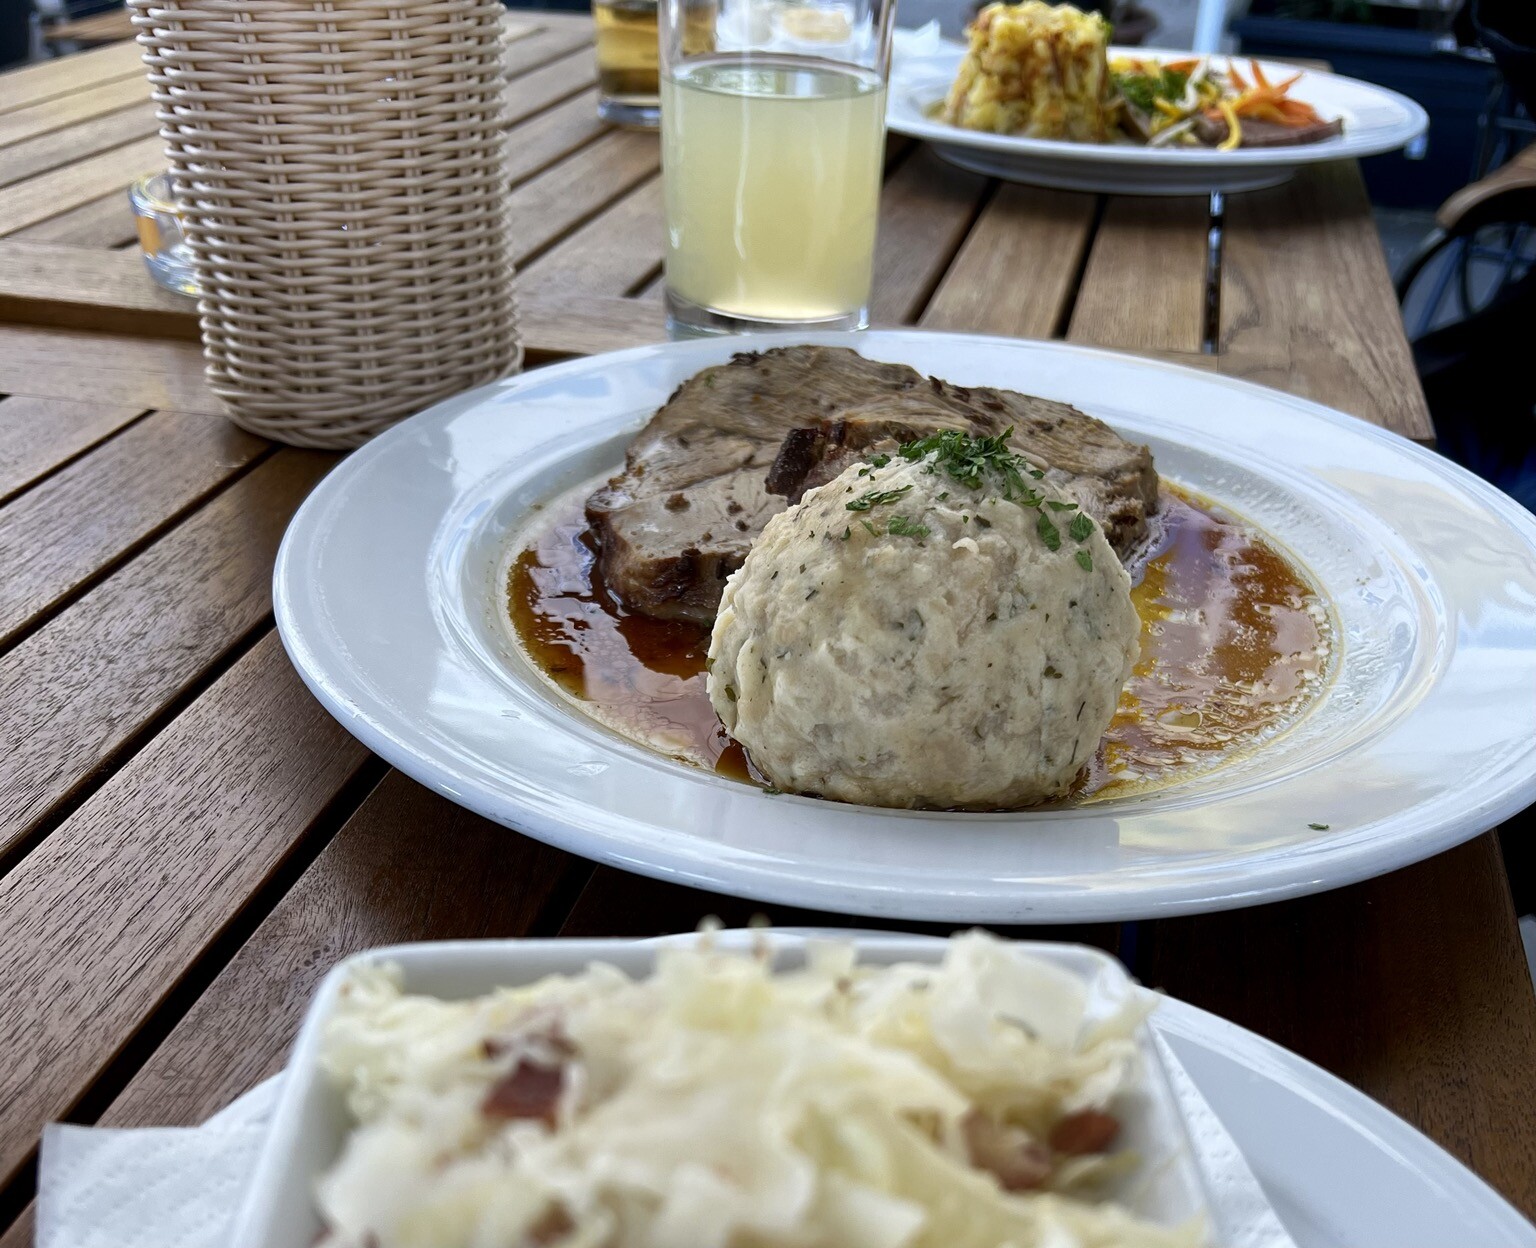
[1111,54,1343,150]
[314,932,1201,1248]
[941,1,1113,141]
[938,0,1343,151]
[708,432,1139,808]
[584,346,1158,626]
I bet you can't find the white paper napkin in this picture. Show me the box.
[35,1042,1297,1248]
[35,1079,282,1248]
[891,22,958,75]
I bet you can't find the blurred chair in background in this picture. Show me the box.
[1398,0,1535,513]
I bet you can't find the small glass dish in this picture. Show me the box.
[128,173,198,297]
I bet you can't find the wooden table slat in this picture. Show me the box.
[0,133,164,239]
[0,770,581,1248]
[1068,195,1210,353]
[506,88,610,187]
[0,323,217,409]
[0,630,371,1191]
[0,40,145,115]
[0,76,150,166]
[1217,163,1434,441]
[0,449,336,852]
[556,866,1119,952]
[0,408,266,651]
[42,7,138,47]
[503,46,599,128]
[520,174,664,298]
[501,18,596,79]
[868,147,991,325]
[0,272,667,373]
[0,394,147,504]
[920,183,1097,340]
[0,240,200,335]
[1,104,156,193]
[518,290,666,361]
[508,129,660,269]
[11,190,141,247]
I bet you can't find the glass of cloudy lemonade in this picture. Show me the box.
[660,0,894,335]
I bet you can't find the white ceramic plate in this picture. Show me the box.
[229,932,1536,1248]
[273,331,1536,923]
[887,46,1428,195]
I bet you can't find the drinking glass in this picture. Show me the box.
[593,0,661,127]
[596,0,717,128]
[660,0,895,335]
[128,173,198,297]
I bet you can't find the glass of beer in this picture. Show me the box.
[660,0,895,335]
[594,0,717,128]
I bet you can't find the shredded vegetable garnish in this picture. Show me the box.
[314,933,1202,1248]
[1109,53,1330,148]
[1217,99,1242,151]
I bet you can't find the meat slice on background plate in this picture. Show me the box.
[586,346,1159,625]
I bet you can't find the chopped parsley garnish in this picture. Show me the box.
[861,519,879,536]
[1308,822,1330,831]
[846,484,913,512]
[1069,512,1094,542]
[887,515,931,538]
[898,427,1042,503]
[1114,66,1190,115]
[1046,500,1079,512]
[1075,550,1093,572]
[868,453,891,468]
[840,526,851,541]
[1037,511,1061,551]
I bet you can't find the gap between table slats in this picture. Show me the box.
[0,632,377,1203]
[918,183,1100,340]
[1067,195,1212,355]
[0,394,150,504]
[0,408,270,654]
[0,450,339,869]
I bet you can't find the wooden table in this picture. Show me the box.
[0,11,1532,1240]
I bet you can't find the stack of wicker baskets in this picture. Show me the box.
[129,0,522,448]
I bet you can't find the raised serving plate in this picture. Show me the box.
[886,46,1428,196]
[274,331,1536,923]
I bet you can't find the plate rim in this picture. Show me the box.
[273,330,1536,923]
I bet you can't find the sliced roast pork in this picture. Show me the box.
[585,346,1158,625]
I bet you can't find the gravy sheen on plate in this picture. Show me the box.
[508,485,1332,804]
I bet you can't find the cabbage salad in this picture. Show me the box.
[315,932,1201,1247]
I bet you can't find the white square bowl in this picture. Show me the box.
[229,932,1213,1247]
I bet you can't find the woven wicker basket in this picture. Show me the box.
[130,0,522,449]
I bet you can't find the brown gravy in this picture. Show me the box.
[508,486,1332,802]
